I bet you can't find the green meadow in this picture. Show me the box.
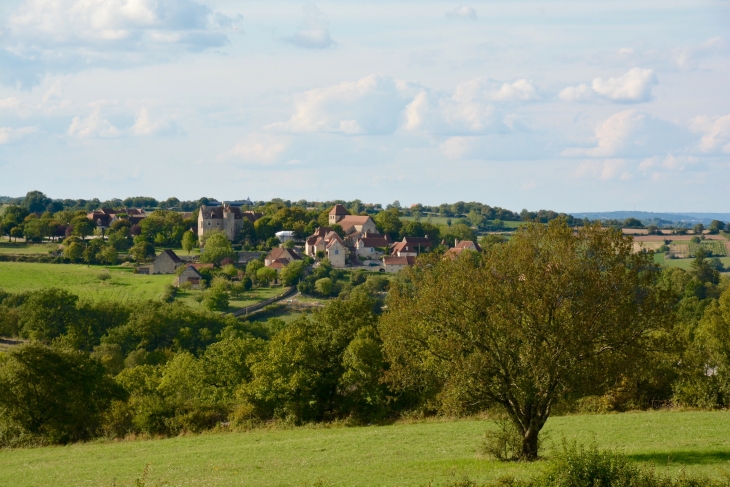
[0,411,729,487]
[0,242,59,254]
[654,253,730,271]
[0,262,171,302]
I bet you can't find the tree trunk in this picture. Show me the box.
[522,426,540,460]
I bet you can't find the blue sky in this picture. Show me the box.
[1,0,729,212]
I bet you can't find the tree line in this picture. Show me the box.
[2,221,730,458]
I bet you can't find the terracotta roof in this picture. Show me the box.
[326,238,345,249]
[267,259,288,270]
[267,247,301,262]
[311,226,333,237]
[159,249,182,263]
[391,241,418,254]
[383,256,417,266]
[329,204,349,216]
[454,240,481,251]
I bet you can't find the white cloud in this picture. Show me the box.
[445,6,477,20]
[591,68,657,103]
[404,78,536,135]
[268,74,411,134]
[562,109,688,158]
[0,98,22,110]
[1,0,235,86]
[559,83,591,102]
[131,108,176,136]
[268,74,535,137]
[0,126,37,144]
[283,3,334,49]
[560,68,657,104]
[68,108,122,138]
[573,159,632,180]
[638,155,699,173]
[674,37,728,70]
[220,134,290,163]
[691,114,730,154]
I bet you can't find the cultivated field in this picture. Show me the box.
[0,262,171,302]
[0,411,728,486]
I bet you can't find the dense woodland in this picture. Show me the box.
[1,219,730,462]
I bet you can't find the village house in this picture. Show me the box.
[264,247,301,267]
[137,249,183,275]
[390,236,432,256]
[87,208,146,230]
[445,239,482,257]
[305,227,349,267]
[355,232,391,259]
[175,265,203,289]
[382,255,417,273]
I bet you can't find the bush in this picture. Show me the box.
[481,419,524,462]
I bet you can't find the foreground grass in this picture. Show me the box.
[1,411,729,487]
[0,262,171,302]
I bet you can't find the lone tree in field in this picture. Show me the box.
[380,220,671,460]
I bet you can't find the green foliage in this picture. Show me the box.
[130,240,155,262]
[279,260,305,286]
[0,342,125,445]
[381,221,672,460]
[181,230,197,254]
[204,280,229,311]
[256,266,277,286]
[242,289,385,422]
[63,241,83,261]
[315,277,333,296]
[200,231,236,265]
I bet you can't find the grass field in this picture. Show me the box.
[0,262,171,303]
[654,253,730,271]
[175,286,286,313]
[0,411,728,486]
[0,242,58,254]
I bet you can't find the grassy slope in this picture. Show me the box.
[401,216,521,229]
[0,262,171,303]
[1,411,729,487]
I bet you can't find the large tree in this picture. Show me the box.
[380,220,672,460]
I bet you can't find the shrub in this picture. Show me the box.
[481,419,524,462]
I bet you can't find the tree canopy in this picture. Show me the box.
[380,220,672,460]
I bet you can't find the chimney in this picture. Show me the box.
[455,239,460,247]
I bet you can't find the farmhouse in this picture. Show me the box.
[305,227,349,267]
[328,204,377,244]
[445,239,482,257]
[355,232,391,259]
[87,208,146,230]
[136,249,183,275]
[265,247,301,266]
[382,255,417,273]
[175,265,203,289]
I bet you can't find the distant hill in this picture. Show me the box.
[571,211,730,225]
[0,196,16,203]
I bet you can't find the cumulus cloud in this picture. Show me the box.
[0,0,236,86]
[562,109,689,158]
[220,134,290,163]
[405,77,536,134]
[691,114,730,154]
[68,108,122,138]
[267,74,535,137]
[560,68,657,103]
[131,108,177,136]
[283,3,334,49]
[573,159,632,180]
[267,74,411,134]
[0,126,37,144]
[445,6,477,20]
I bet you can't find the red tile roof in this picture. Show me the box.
[329,204,349,216]
[383,256,417,266]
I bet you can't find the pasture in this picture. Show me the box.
[0,262,171,303]
[0,411,729,486]
[0,242,58,254]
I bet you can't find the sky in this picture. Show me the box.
[0,0,729,212]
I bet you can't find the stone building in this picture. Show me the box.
[175,265,203,289]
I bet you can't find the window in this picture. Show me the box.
[207,222,211,226]
[370,248,374,252]
[334,250,339,255]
